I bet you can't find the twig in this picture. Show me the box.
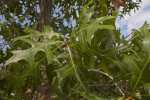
[51,95,57,99]
[88,69,113,79]
[89,84,116,87]
[88,69,125,97]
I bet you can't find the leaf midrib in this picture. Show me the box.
[131,42,150,97]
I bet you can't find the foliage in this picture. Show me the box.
[0,0,141,67]
[1,0,150,100]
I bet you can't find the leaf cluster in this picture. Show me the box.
[1,0,150,100]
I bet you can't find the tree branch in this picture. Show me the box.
[88,69,125,97]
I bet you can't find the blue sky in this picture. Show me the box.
[115,0,150,36]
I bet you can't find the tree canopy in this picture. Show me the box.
[1,0,150,100]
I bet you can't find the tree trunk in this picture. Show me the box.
[39,0,52,32]
[38,0,53,100]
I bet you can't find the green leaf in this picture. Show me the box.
[32,63,41,91]
[76,91,104,100]
[14,26,66,42]
[71,6,115,51]
[46,64,55,85]
[56,64,75,84]
[79,0,93,17]
[56,46,87,95]
[50,77,67,100]
[90,45,128,71]
[5,27,64,66]
[91,29,105,48]
[73,89,123,100]
[139,21,150,37]
[122,22,150,96]
[14,59,43,87]
[67,46,87,92]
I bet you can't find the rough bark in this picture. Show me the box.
[39,0,52,32]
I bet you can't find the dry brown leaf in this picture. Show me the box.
[42,90,51,100]
[26,83,49,92]
[27,83,51,100]
[112,0,126,10]
[26,87,33,93]
[40,95,44,100]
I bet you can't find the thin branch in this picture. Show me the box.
[88,69,113,79]
[89,84,116,87]
[88,69,125,97]
[51,95,57,99]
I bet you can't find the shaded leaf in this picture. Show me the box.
[71,6,115,51]
[122,22,150,97]
[56,64,75,84]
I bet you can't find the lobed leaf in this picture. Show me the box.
[71,6,116,51]
[122,22,150,97]
[5,26,64,66]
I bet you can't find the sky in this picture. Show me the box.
[115,0,150,36]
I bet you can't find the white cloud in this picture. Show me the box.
[115,0,150,36]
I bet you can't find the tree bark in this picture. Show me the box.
[39,0,52,32]
[38,0,53,100]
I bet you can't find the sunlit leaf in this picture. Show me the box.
[5,26,64,66]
